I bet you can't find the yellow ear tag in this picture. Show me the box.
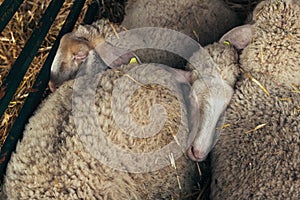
[223,40,231,46]
[129,57,138,64]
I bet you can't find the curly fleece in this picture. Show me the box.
[211,1,300,199]
[4,64,203,200]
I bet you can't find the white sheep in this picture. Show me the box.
[210,0,300,199]
[47,14,242,163]
[121,0,241,67]
[4,60,205,199]
[122,0,241,46]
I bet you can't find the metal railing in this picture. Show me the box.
[0,0,98,182]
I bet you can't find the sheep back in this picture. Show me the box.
[241,0,300,86]
[4,64,203,199]
[211,74,300,199]
[211,1,300,198]
[121,0,241,68]
[122,0,241,46]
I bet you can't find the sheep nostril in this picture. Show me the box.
[190,146,207,161]
[191,146,199,158]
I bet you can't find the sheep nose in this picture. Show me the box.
[48,81,57,92]
[188,146,207,162]
[191,146,201,159]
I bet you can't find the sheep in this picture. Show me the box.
[4,59,205,199]
[209,0,300,199]
[122,0,241,46]
[48,18,243,162]
[121,0,241,68]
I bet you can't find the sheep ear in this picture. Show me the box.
[73,48,89,64]
[95,41,135,68]
[252,1,267,21]
[219,24,254,50]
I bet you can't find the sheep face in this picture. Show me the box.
[49,20,130,92]
[185,43,240,161]
[49,33,134,92]
[187,77,234,161]
[49,33,93,92]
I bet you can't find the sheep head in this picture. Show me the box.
[188,0,300,161]
[49,33,134,92]
[186,40,242,161]
[49,33,94,92]
[49,20,132,92]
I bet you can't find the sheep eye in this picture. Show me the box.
[77,36,89,42]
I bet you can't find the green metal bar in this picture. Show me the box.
[83,1,99,24]
[0,0,65,122]
[0,0,24,33]
[0,0,87,182]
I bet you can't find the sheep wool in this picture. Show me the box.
[74,19,126,47]
[122,0,241,46]
[121,0,241,68]
[211,0,300,199]
[4,63,204,199]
